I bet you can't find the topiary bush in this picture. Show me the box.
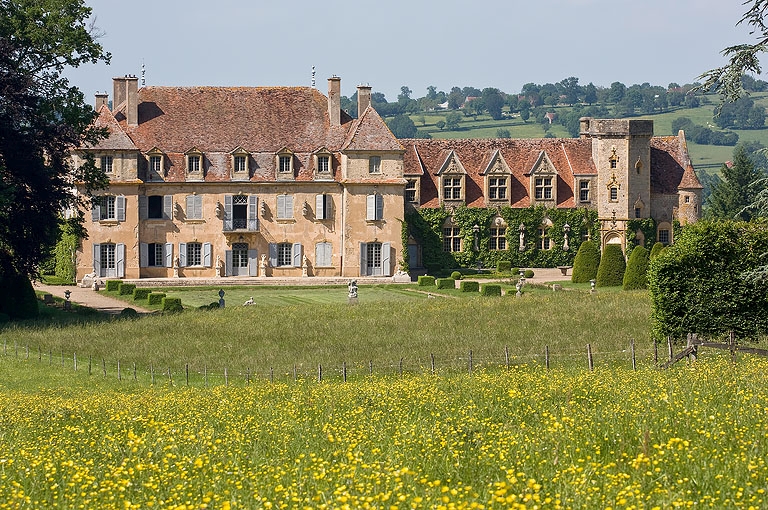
[481,284,502,296]
[460,281,479,292]
[161,297,183,313]
[105,280,120,292]
[118,283,136,296]
[119,307,138,319]
[418,275,436,287]
[572,240,600,283]
[496,261,512,273]
[623,245,650,290]
[435,278,455,289]
[147,292,166,305]
[524,269,535,278]
[133,288,152,301]
[650,242,665,259]
[596,245,626,287]
[511,267,520,276]
[450,271,462,280]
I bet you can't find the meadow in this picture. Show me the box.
[1,287,767,508]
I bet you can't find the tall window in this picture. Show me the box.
[101,155,113,173]
[535,177,553,200]
[100,243,116,272]
[277,194,294,220]
[658,229,670,245]
[147,196,164,219]
[98,196,116,220]
[490,227,506,250]
[188,155,201,173]
[443,227,461,252]
[277,243,293,266]
[234,156,246,173]
[635,208,641,218]
[405,179,418,203]
[149,155,161,174]
[232,242,249,270]
[186,195,203,220]
[366,243,382,274]
[579,180,590,202]
[315,242,332,267]
[610,186,619,201]
[187,242,202,266]
[489,177,507,200]
[610,159,617,169]
[279,155,292,173]
[369,156,381,174]
[538,228,551,250]
[317,156,330,174]
[232,195,248,229]
[147,243,164,266]
[366,193,384,221]
[443,177,462,200]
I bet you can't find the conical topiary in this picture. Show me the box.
[622,245,650,290]
[596,244,626,287]
[571,240,600,283]
[649,242,664,259]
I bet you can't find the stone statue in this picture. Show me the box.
[173,255,180,278]
[518,223,526,252]
[302,254,309,277]
[215,255,222,278]
[259,253,267,277]
[348,279,358,298]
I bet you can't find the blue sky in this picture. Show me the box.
[66,0,760,101]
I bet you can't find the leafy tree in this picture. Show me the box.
[713,96,765,129]
[426,86,438,100]
[649,242,665,260]
[622,245,650,290]
[0,0,110,315]
[447,87,464,110]
[445,111,462,131]
[707,144,767,220]
[519,103,530,123]
[571,240,600,283]
[596,245,626,287]
[496,128,511,139]
[671,117,694,133]
[584,83,598,105]
[435,120,446,130]
[386,115,417,138]
[397,86,412,102]
[558,76,581,105]
[481,88,504,120]
[609,81,626,103]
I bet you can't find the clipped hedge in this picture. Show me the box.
[623,245,650,290]
[572,240,600,283]
[524,269,535,278]
[133,288,152,301]
[418,275,436,287]
[118,283,136,296]
[161,297,183,313]
[496,261,512,273]
[105,280,121,292]
[481,284,502,296]
[460,281,479,292]
[147,292,166,305]
[450,271,462,280]
[511,267,520,277]
[596,245,626,287]
[435,278,455,289]
[650,242,665,259]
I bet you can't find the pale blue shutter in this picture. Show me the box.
[224,195,233,230]
[164,243,173,268]
[268,243,278,267]
[382,242,391,276]
[203,243,212,267]
[315,194,325,220]
[139,243,148,267]
[285,195,294,218]
[248,249,258,276]
[93,243,101,274]
[248,195,258,231]
[315,242,331,267]
[179,243,187,267]
[292,243,302,267]
[376,194,384,220]
[225,250,233,276]
[185,195,194,219]
[91,201,100,222]
[116,196,126,222]
[366,194,375,221]
[138,196,148,220]
[195,195,203,219]
[116,243,125,277]
[163,195,173,220]
[360,242,367,276]
[276,195,285,219]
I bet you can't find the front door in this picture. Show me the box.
[231,243,249,276]
[101,243,116,278]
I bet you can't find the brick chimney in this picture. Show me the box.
[95,92,108,110]
[327,76,341,127]
[357,84,372,115]
[113,75,139,126]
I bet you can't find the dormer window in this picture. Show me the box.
[276,148,294,179]
[483,153,510,203]
[535,177,553,199]
[234,156,246,172]
[146,147,165,181]
[279,156,291,173]
[488,177,507,200]
[314,149,333,179]
[188,155,200,172]
[231,147,250,180]
[444,177,463,200]
[529,151,557,204]
[438,153,466,205]
[405,179,420,204]
[185,148,204,180]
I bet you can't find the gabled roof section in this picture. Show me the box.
[436,150,467,175]
[480,150,510,176]
[650,133,703,193]
[402,144,425,176]
[87,104,138,151]
[528,150,557,176]
[342,106,404,152]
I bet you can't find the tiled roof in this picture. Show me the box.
[342,107,404,152]
[650,134,703,192]
[402,138,596,208]
[87,105,137,151]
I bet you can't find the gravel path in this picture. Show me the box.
[33,283,152,315]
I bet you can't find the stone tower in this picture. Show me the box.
[580,118,653,252]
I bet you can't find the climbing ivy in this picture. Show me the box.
[404,206,599,273]
[53,222,80,283]
[626,218,657,252]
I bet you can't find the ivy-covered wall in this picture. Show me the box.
[626,218,657,252]
[403,206,600,273]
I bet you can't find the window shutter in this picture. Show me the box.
[116,196,126,222]
[376,194,384,220]
[316,242,331,267]
[179,243,187,267]
[382,242,391,277]
[292,243,302,267]
[203,243,212,267]
[285,195,294,218]
[186,195,194,219]
[360,242,367,276]
[163,195,173,220]
[276,195,285,219]
[91,201,100,222]
[366,194,375,221]
[93,243,101,274]
[248,195,259,231]
[139,243,148,268]
[225,250,233,276]
[164,243,173,268]
[248,249,258,276]
[138,196,148,220]
[116,243,125,277]
[268,243,278,267]
[224,195,233,231]
[315,194,325,220]
[194,195,203,219]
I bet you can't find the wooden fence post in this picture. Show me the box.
[545,345,550,370]
[667,335,673,362]
[343,361,347,383]
[430,353,435,375]
[654,341,658,366]
[74,352,77,372]
[318,364,322,383]
[117,360,121,381]
[399,358,403,377]
[38,345,41,361]
[469,350,473,375]
[504,345,510,370]
[369,360,373,376]
[270,367,274,384]
[630,339,636,371]
[587,344,594,371]
[730,330,736,363]
[102,358,106,377]
[150,363,155,385]
[133,362,137,382]
[185,364,189,386]
[88,355,92,376]
[224,367,228,386]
